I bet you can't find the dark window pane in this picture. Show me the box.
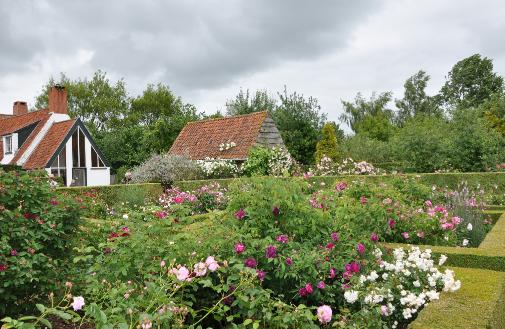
[72,130,78,167]
[91,147,98,167]
[59,146,66,167]
[79,129,85,167]
[50,156,59,168]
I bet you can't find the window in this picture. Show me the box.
[91,146,106,168]
[50,146,67,184]
[72,128,86,167]
[4,135,13,154]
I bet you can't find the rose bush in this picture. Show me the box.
[0,169,82,316]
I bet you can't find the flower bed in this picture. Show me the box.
[5,174,505,328]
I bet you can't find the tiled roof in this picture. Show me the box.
[23,120,75,169]
[0,109,50,136]
[11,116,51,165]
[169,111,268,160]
[0,109,52,165]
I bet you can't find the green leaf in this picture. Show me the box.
[35,304,46,313]
[243,318,253,326]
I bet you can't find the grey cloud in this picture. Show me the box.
[0,0,382,92]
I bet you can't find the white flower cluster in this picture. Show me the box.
[219,141,236,151]
[310,157,380,176]
[196,157,240,178]
[345,247,460,324]
[267,146,293,176]
[337,158,379,175]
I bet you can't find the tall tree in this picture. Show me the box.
[440,54,504,110]
[340,92,395,141]
[272,87,327,165]
[226,89,276,116]
[395,70,442,124]
[130,83,200,153]
[315,123,340,163]
[35,70,130,134]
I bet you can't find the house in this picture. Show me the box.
[168,111,285,160]
[0,85,110,186]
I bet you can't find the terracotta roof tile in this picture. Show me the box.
[23,119,75,169]
[0,109,51,164]
[169,111,268,160]
[10,116,50,165]
[0,109,50,136]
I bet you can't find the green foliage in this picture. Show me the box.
[0,169,82,316]
[241,146,274,176]
[225,89,276,116]
[272,87,327,165]
[315,123,340,163]
[448,108,505,171]
[440,54,504,110]
[340,91,395,141]
[35,70,129,134]
[35,72,200,171]
[241,146,293,177]
[395,70,442,125]
[341,135,393,167]
[390,116,452,172]
[56,183,163,208]
[481,92,505,136]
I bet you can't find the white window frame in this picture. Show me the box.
[4,135,13,154]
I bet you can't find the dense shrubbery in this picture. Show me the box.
[241,146,294,177]
[130,154,203,187]
[0,169,82,316]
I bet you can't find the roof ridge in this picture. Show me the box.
[7,108,49,118]
[187,111,268,125]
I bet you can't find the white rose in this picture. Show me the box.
[344,290,359,304]
[467,223,473,231]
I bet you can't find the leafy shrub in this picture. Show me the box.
[130,154,203,187]
[0,169,81,315]
[241,146,293,177]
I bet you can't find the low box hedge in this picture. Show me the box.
[174,172,505,195]
[56,183,163,205]
[387,213,505,272]
[409,266,505,329]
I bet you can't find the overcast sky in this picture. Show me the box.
[1,0,505,130]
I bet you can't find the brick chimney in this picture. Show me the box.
[48,84,68,114]
[13,101,28,116]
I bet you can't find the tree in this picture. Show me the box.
[271,87,327,165]
[440,54,504,110]
[340,92,395,141]
[481,93,505,136]
[395,70,442,125]
[226,89,276,116]
[35,70,130,134]
[315,123,340,163]
[130,83,200,154]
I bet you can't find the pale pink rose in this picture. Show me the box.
[206,256,220,272]
[317,305,332,324]
[173,266,190,281]
[71,296,85,311]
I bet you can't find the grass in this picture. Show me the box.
[409,267,505,329]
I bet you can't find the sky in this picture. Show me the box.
[1,0,505,130]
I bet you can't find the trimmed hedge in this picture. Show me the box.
[409,267,505,329]
[56,183,163,205]
[175,172,505,194]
